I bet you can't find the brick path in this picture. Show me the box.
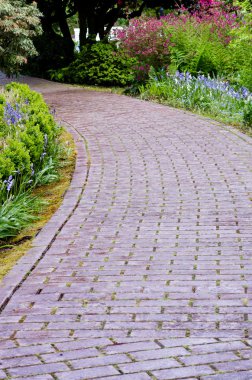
[0,75,252,379]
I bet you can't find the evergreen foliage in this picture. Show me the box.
[50,42,137,87]
[0,83,61,239]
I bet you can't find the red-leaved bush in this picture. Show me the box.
[118,17,169,80]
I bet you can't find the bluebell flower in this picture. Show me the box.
[4,102,22,125]
[240,87,250,99]
[40,152,47,160]
[4,175,14,192]
[185,72,192,81]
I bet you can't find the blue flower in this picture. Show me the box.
[40,152,47,160]
[4,175,14,192]
[240,87,250,99]
[4,102,22,125]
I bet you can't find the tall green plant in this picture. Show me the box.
[166,20,232,76]
[228,0,252,90]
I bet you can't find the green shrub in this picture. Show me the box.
[0,83,60,183]
[166,21,232,77]
[27,112,58,147]
[243,102,252,127]
[50,42,137,87]
[119,9,237,82]
[226,0,252,90]
[5,83,59,140]
[2,139,31,175]
[0,156,15,182]
[20,124,44,164]
[0,83,60,170]
[0,82,63,240]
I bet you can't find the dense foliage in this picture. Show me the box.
[140,69,252,127]
[228,0,252,90]
[26,0,186,75]
[50,42,137,86]
[117,1,252,88]
[116,0,252,129]
[49,0,252,129]
[118,2,240,79]
[0,83,61,239]
[0,0,42,76]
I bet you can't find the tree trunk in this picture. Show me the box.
[56,1,75,60]
[78,9,87,47]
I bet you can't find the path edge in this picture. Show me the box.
[0,121,89,312]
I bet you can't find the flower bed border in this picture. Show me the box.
[0,121,90,312]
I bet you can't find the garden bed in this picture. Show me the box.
[0,83,76,280]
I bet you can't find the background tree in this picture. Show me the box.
[74,0,184,47]
[0,0,42,76]
[26,0,77,75]
[34,0,75,60]
[26,0,198,75]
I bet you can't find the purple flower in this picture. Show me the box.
[175,71,185,81]
[4,102,22,125]
[40,152,47,160]
[240,87,250,99]
[5,175,14,192]
[185,72,192,81]
[7,180,14,192]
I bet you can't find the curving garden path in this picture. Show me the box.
[0,75,252,379]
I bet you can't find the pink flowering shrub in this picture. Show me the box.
[118,1,239,80]
[118,18,167,80]
[163,1,238,43]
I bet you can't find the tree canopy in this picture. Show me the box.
[26,0,198,75]
[0,0,42,76]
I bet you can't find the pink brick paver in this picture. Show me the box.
[0,74,252,379]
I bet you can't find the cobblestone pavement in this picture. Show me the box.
[0,75,252,379]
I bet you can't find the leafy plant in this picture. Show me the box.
[0,0,42,76]
[50,42,137,87]
[243,102,252,127]
[0,82,62,240]
[118,4,238,80]
[0,190,42,239]
[2,139,31,175]
[140,69,252,128]
[227,0,252,90]
[166,20,232,76]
